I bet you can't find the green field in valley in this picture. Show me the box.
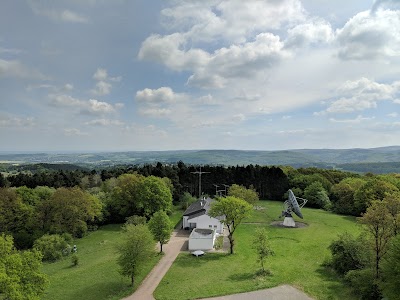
[154,201,361,300]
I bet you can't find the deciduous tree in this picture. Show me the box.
[148,210,172,253]
[228,184,259,205]
[0,234,48,299]
[209,196,252,254]
[359,200,394,280]
[381,235,400,299]
[116,224,155,286]
[252,228,274,274]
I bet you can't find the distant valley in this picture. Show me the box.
[1,146,400,174]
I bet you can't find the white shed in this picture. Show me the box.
[188,228,216,251]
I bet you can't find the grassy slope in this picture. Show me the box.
[154,201,361,300]
[41,224,161,300]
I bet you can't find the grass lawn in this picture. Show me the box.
[169,205,184,229]
[41,224,161,300]
[154,200,361,300]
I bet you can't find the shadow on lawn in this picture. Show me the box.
[315,266,353,298]
[228,272,255,281]
[69,280,129,300]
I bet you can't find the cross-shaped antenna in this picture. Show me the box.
[191,166,210,199]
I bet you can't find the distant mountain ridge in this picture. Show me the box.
[1,146,400,173]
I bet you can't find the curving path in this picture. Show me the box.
[123,228,313,300]
[123,229,188,300]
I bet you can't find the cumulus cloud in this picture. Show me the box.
[0,115,36,128]
[91,68,121,96]
[85,119,124,126]
[48,94,122,115]
[64,128,88,136]
[320,78,400,114]
[329,115,375,123]
[139,108,172,117]
[0,59,47,80]
[160,0,306,43]
[136,87,185,103]
[285,18,334,48]
[336,10,400,60]
[29,1,88,23]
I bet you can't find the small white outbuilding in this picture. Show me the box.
[188,228,216,251]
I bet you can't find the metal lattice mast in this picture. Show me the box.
[191,166,210,198]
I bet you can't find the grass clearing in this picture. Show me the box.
[154,200,361,300]
[41,224,161,300]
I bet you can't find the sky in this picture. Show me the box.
[1,0,400,152]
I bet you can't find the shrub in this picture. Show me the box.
[33,234,71,262]
[345,268,381,300]
[328,232,370,275]
[71,254,79,266]
[381,235,400,299]
[125,215,147,226]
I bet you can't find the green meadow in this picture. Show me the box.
[154,201,361,300]
[41,224,160,300]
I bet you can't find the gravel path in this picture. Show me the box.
[122,229,188,300]
[123,228,313,300]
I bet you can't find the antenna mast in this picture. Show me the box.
[191,166,210,199]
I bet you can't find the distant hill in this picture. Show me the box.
[0,146,400,173]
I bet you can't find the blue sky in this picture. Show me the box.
[1,0,400,152]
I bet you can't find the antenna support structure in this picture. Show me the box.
[281,189,307,227]
[191,166,210,199]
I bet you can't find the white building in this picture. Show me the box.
[182,197,224,234]
[188,228,216,251]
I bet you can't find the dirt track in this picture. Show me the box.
[123,230,188,300]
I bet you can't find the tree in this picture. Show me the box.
[179,192,196,210]
[303,182,331,209]
[137,176,173,217]
[252,228,274,274]
[331,177,366,215]
[328,232,370,275]
[116,224,155,286]
[148,211,172,253]
[111,173,144,220]
[39,187,103,237]
[209,196,252,254]
[0,234,48,299]
[381,235,400,299]
[125,215,147,226]
[33,234,71,262]
[354,178,398,215]
[383,192,400,235]
[228,184,259,205]
[359,200,394,280]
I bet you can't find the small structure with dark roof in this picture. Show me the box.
[182,197,224,234]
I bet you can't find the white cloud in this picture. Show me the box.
[336,10,400,60]
[160,0,306,43]
[91,68,120,96]
[321,78,400,113]
[329,115,375,123]
[139,108,172,117]
[64,83,74,91]
[285,18,334,48]
[0,47,22,55]
[85,119,124,126]
[48,94,121,115]
[136,87,185,103]
[30,2,88,23]
[388,112,398,117]
[0,115,36,128]
[0,59,47,80]
[64,128,88,136]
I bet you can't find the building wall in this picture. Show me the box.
[188,235,214,250]
[188,214,224,234]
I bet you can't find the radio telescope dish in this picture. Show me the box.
[282,189,308,227]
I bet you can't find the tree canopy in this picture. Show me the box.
[148,210,172,253]
[228,184,259,205]
[209,196,252,254]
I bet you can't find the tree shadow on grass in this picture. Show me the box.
[174,252,227,267]
[315,266,354,298]
[228,272,255,281]
[69,280,130,300]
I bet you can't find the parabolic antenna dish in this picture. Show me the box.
[288,189,303,219]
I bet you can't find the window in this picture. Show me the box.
[214,225,217,228]
[209,225,212,228]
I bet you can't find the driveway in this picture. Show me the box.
[123,229,189,300]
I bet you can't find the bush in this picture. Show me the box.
[71,254,79,266]
[328,232,370,275]
[345,268,381,300]
[381,235,400,299]
[125,215,147,226]
[33,234,71,262]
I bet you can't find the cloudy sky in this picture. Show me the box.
[1,0,400,152]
